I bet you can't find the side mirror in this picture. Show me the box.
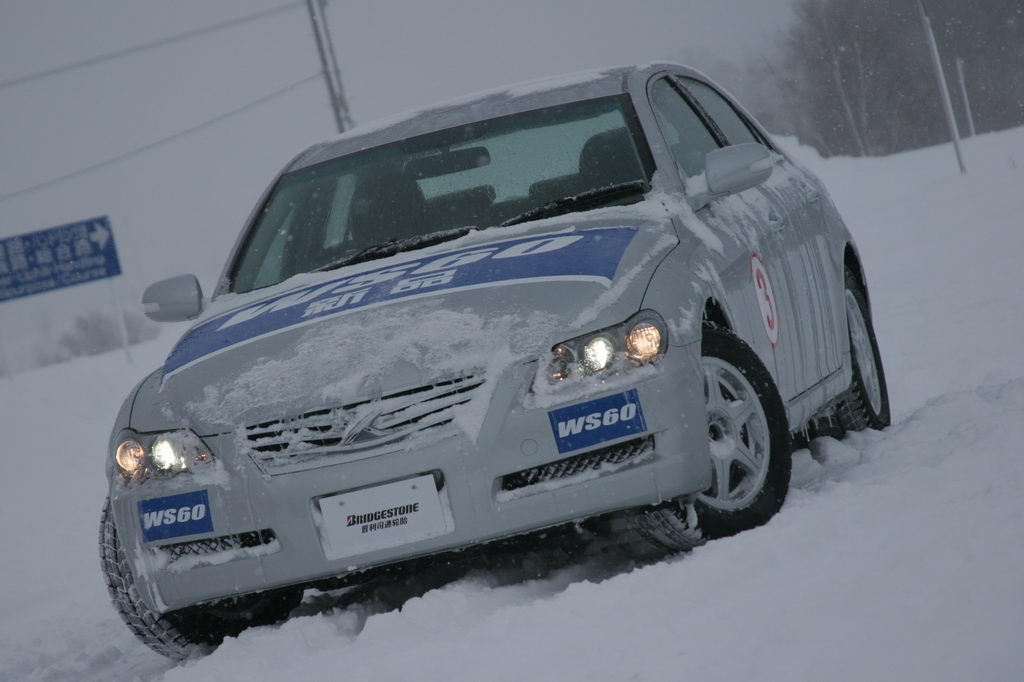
[142,274,204,322]
[705,142,774,196]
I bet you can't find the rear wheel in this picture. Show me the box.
[836,270,890,431]
[696,326,792,538]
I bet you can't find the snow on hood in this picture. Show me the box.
[153,212,678,435]
[186,300,561,441]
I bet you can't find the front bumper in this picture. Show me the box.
[109,344,710,614]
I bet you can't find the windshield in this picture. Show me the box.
[230,95,651,293]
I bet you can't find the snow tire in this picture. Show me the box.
[696,325,792,538]
[628,501,705,554]
[99,500,303,659]
[98,499,203,661]
[836,269,891,432]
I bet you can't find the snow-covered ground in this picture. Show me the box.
[2,126,1022,681]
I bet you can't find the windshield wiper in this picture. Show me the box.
[311,180,646,273]
[314,226,474,273]
[500,180,646,227]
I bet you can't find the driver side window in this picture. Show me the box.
[649,77,719,178]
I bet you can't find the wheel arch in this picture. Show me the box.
[843,243,871,309]
[702,297,732,332]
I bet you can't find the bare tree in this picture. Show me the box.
[31,309,160,367]
[744,0,1024,157]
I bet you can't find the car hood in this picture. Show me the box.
[138,214,678,435]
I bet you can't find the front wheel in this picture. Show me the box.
[99,499,300,659]
[99,499,203,660]
[696,326,792,538]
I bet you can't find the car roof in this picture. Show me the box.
[289,62,700,171]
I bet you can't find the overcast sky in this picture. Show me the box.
[0,0,796,369]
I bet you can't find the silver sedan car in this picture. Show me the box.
[100,62,889,658]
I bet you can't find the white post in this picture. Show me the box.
[917,0,967,174]
[108,277,133,364]
[955,58,977,138]
[0,337,11,380]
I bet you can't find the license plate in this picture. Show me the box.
[317,474,452,561]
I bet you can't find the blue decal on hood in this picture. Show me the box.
[138,490,214,542]
[163,227,638,378]
[548,389,647,454]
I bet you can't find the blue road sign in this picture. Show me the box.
[0,216,122,304]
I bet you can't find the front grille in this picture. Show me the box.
[161,529,276,561]
[242,375,484,471]
[500,436,654,492]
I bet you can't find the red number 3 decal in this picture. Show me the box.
[750,253,779,347]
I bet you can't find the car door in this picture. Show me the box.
[676,76,842,398]
[760,157,843,383]
[765,158,844,381]
[647,75,796,395]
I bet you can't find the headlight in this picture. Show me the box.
[152,435,188,473]
[581,336,615,372]
[113,429,213,482]
[625,322,662,361]
[115,440,145,478]
[550,344,575,382]
[545,311,667,383]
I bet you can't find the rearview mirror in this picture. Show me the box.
[705,142,774,196]
[404,146,491,179]
[142,274,203,322]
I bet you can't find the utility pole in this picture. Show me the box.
[955,57,977,137]
[916,0,966,174]
[305,0,353,133]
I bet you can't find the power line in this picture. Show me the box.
[0,2,303,91]
[0,73,321,203]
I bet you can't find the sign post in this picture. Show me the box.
[107,277,133,363]
[0,331,11,380]
[0,215,131,364]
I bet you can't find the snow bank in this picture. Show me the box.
[164,380,1024,682]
